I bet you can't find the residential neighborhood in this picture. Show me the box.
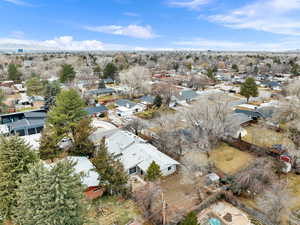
[1,1,300,225]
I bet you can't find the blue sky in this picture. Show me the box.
[1,0,300,51]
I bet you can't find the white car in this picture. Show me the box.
[58,137,72,149]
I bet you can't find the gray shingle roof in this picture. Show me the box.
[115,99,136,108]
[106,131,179,172]
[140,95,155,104]
[85,105,108,115]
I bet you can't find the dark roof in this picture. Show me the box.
[87,88,115,95]
[8,118,45,131]
[103,78,114,84]
[228,113,253,125]
[85,105,108,115]
[177,90,198,101]
[115,99,136,108]
[234,109,264,119]
[24,112,47,119]
[140,95,155,104]
[257,106,275,118]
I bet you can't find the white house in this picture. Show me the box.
[106,130,179,176]
[115,99,146,117]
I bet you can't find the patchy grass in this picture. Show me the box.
[98,95,120,103]
[136,108,158,119]
[106,103,117,110]
[210,143,254,175]
[243,125,294,148]
[136,106,176,120]
[90,196,142,225]
[287,174,300,210]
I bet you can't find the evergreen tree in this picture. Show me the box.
[153,95,162,108]
[231,64,239,72]
[291,64,300,76]
[98,79,106,89]
[180,212,199,225]
[93,65,102,78]
[0,136,38,221]
[103,63,117,79]
[0,89,7,113]
[145,161,162,181]
[71,117,95,158]
[47,89,87,140]
[14,161,87,225]
[240,77,258,102]
[39,127,61,161]
[59,64,76,83]
[92,138,129,196]
[8,63,22,81]
[206,68,216,81]
[26,76,44,96]
[43,80,61,111]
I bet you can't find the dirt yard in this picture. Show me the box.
[90,196,142,225]
[159,172,202,223]
[210,143,254,175]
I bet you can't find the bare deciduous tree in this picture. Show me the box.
[119,66,151,98]
[257,181,291,225]
[185,96,240,148]
[124,118,147,135]
[133,182,163,225]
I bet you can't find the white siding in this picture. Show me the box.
[161,165,177,176]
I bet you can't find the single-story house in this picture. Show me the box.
[86,88,116,96]
[106,130,180,176]
[85,105,108,117]
[234,109,263,120]
[175,90,199,104]
[47,156,103,200]
[0,110,46,136]
[140,95,155,105]
[103,78,114,84]
[115,99,146,117]
[264,81,282,91]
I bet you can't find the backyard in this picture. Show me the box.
[210,143,254,175]
[90,196,143,225]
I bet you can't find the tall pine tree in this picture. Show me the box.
[92,138,129,196]
[14,160,87,225]
[240,77,258,102]
[0,136,38,222]
[46,89,87,142]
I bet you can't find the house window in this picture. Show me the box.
[168,166,172,171]
[129,167,137,174]
[36,127,43,133]
[28,128,36,135]
[15,129,25,136]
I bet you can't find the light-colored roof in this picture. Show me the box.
[67,156,99,187]
[106,131,179,171]
[21,133,41,150]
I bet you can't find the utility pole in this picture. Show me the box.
[161,192,166,225]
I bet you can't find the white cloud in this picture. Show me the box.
[168,0,210,10]
[123,12,139,17]
[209,0,300,36]
[10,31,25,39]
[0,36,105,51]
[173,37,300,51]
[84,24,157,39]
[2,0,32,6]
